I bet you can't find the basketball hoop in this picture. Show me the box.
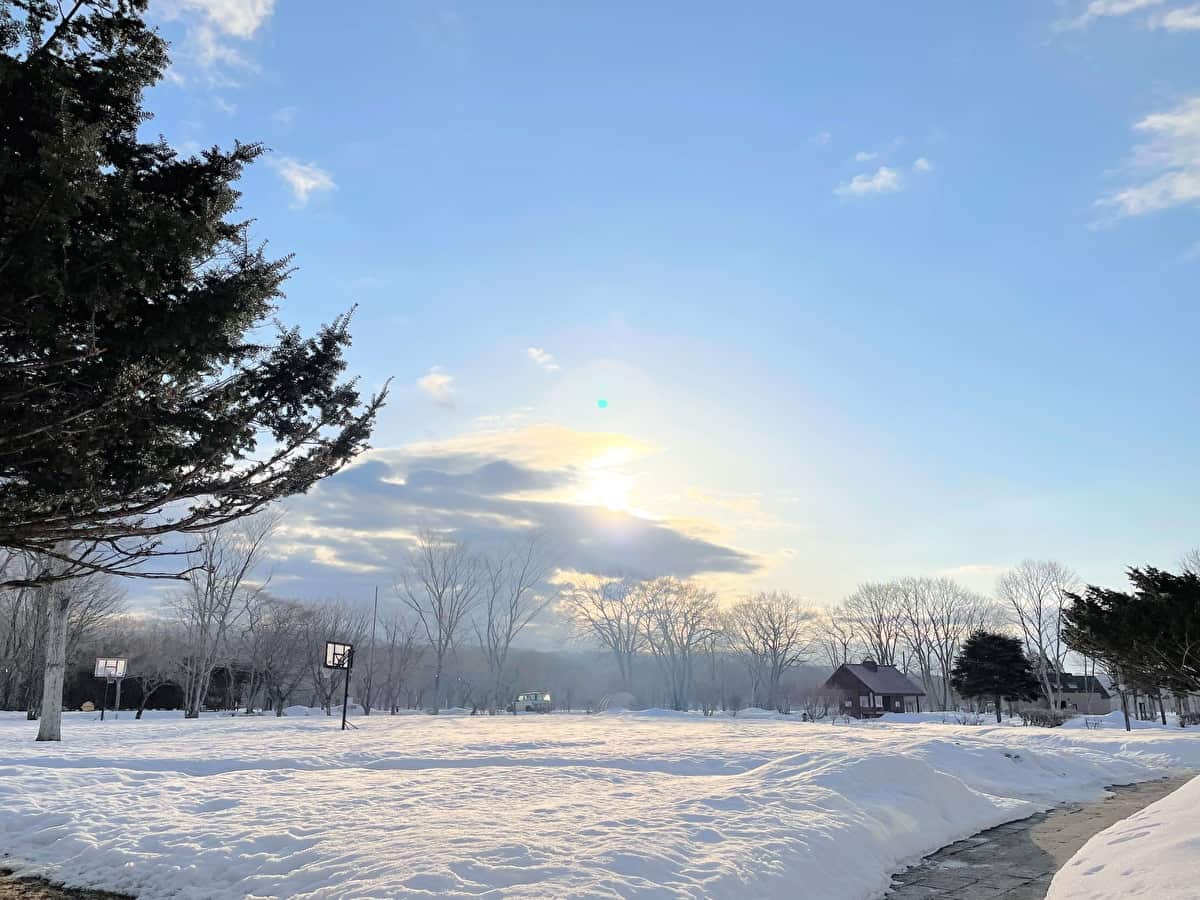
[323,641,355,730]
[323,641,353,670]
[94,657,129,720]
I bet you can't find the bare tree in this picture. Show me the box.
[473,533,555,714]
[843,581,904,666]
[816,603,859,671]
[726,592,813,713]
[247,598,317,716]
[923,579,999,710]
[559,575,646,696]
[997,559,1078,710]
[124,618,180,718]
[639,578,722,711]
[396,529,480,713]
[1181,548,1200,577]
[170,515,278,719]
[896,577,940,704]
[379,608,425,713]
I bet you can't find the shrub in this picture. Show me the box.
[1018,709,1071,728]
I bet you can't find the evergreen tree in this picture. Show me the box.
[0,0,385,582]
[1063,567,1200,697]
[1,2,385,739]
[950,630,1040,722]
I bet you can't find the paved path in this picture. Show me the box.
[0,871,129,900]
[885,773,1194,899]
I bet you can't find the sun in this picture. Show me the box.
[576,469,634,512]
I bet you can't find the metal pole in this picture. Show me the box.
[341,650,352,731]
[114,678,122,720]
[100,679,108,721]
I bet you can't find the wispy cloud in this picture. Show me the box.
[854,151,878,162]
[835,166,903,197]
[913,156,934,173]
[272,105,298,127]
[269,424,756,597]
[1148,3,1200,29]
[1096,97,1200,219]
[272,157,336,208]
[158,0,276,84]
[810,131,832,146]
[526,347,560,372]
[1057,0,1165,30]
[417,366,456,408]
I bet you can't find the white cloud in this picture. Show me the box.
[1059,0,1165,29]
[272,105,298,127]
[157,0,275,84]
[811,131,832,146]
[913,156,934,173]
[1097,97,1200,219]
[272,157,336,208]
[854,150,878,162]
[212,96,237,116]
[168,0,275,39]
[417,367,456,408]
[1148,3,1200,29]
[526,347,560,372]
[834,166,903,198]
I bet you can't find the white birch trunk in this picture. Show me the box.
[35,590,70,742]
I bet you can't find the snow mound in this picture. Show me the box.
[1047,774,1200,899]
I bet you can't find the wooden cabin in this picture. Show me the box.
[823,659,926,718]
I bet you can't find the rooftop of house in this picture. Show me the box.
[1045,671,1112,698]
[825,659,927,697]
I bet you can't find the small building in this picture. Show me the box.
[1044,671,1114,714]
[823,659,926,718]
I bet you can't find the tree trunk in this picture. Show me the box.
[432,662,442,714]
[995,695,1003,723]
[1119,688,1132,732]
[35,591,71,742]
[1158,693,1167,725]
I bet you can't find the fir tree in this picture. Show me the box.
[1,2,386,739]
[0,1,385,582]
[950,630,1040,722]
[1063,567,1200,697]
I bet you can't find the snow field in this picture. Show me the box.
[0,711,1197,899]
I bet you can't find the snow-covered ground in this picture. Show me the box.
[1,710,1198,899]
[1047,772,1200,899]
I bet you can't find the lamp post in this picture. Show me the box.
[94,657,128,720]
[324,641,354,731]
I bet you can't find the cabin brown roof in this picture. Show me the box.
[825,662,926,697]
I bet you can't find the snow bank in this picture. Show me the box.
[1047,774,1200,899]
[0,714,1198,899]
[1059,709,1195,730]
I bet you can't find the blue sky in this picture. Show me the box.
[144,0,1199,604]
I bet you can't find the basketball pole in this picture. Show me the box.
[341,647,353,731]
